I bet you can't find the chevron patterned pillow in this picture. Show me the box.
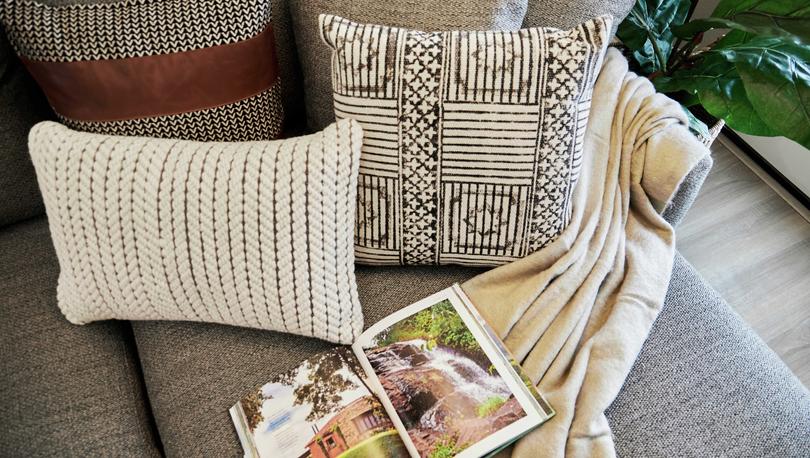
[320,14,611,266]
[28,120,365,344]
[1,0,285,141]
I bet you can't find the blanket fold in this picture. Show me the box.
[462,48,710,458]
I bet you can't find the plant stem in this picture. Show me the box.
[667,44,688,74]
[667,37,700,75]
[669,37,684,70]
[648,31,669,73]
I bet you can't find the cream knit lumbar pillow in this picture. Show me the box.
[28,120,364,344]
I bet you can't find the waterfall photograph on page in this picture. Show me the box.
[362,299,526,455]
[353,286,555,458]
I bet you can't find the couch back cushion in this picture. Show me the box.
[1,0,295,141]
[524,0,634,37]
[289,0,529,132]
[0,26,53,227]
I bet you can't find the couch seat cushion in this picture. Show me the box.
[132,253,810,456]
[0,217,161,456]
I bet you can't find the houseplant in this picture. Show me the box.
[616,0,810,148]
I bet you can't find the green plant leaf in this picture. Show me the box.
[706,32,810,148]
[711,0,810,44]
[713,0,810,20]
[633,39,660,75]
[617,0,691,73]
[699,68,778,137]
[737,61,810,149]
[674,16,809,44]
[617,1,652,51]
[653,52,777,136]
[682,106,710,140]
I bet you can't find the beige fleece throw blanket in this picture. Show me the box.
[462,48,710,458]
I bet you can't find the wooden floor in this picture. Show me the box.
[677,137,810,388]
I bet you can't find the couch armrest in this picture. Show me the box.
[662,154,713,227]
[607,252,810,457]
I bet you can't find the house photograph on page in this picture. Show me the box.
[234,348,409,458]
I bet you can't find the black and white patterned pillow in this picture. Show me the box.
[320,14,610,266]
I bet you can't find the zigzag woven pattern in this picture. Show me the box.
[1,0,271,62]
[60,84,284,142]
[28,120,364,344]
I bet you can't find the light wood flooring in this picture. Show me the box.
[677,136,810,388]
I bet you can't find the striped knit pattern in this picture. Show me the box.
[28,120,364,344]
[321,14,610,266]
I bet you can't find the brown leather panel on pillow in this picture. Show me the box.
[21,26,279,122]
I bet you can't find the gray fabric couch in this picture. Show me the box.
[2,3,809,457]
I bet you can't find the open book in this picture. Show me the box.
[230,285,555,458]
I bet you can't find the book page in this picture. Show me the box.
[352,285,554,458]
[230,347,409,458]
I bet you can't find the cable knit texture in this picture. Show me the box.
[27,120,364,344]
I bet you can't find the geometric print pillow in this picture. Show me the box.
[320,14,611,266]
[1,0,284,142]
